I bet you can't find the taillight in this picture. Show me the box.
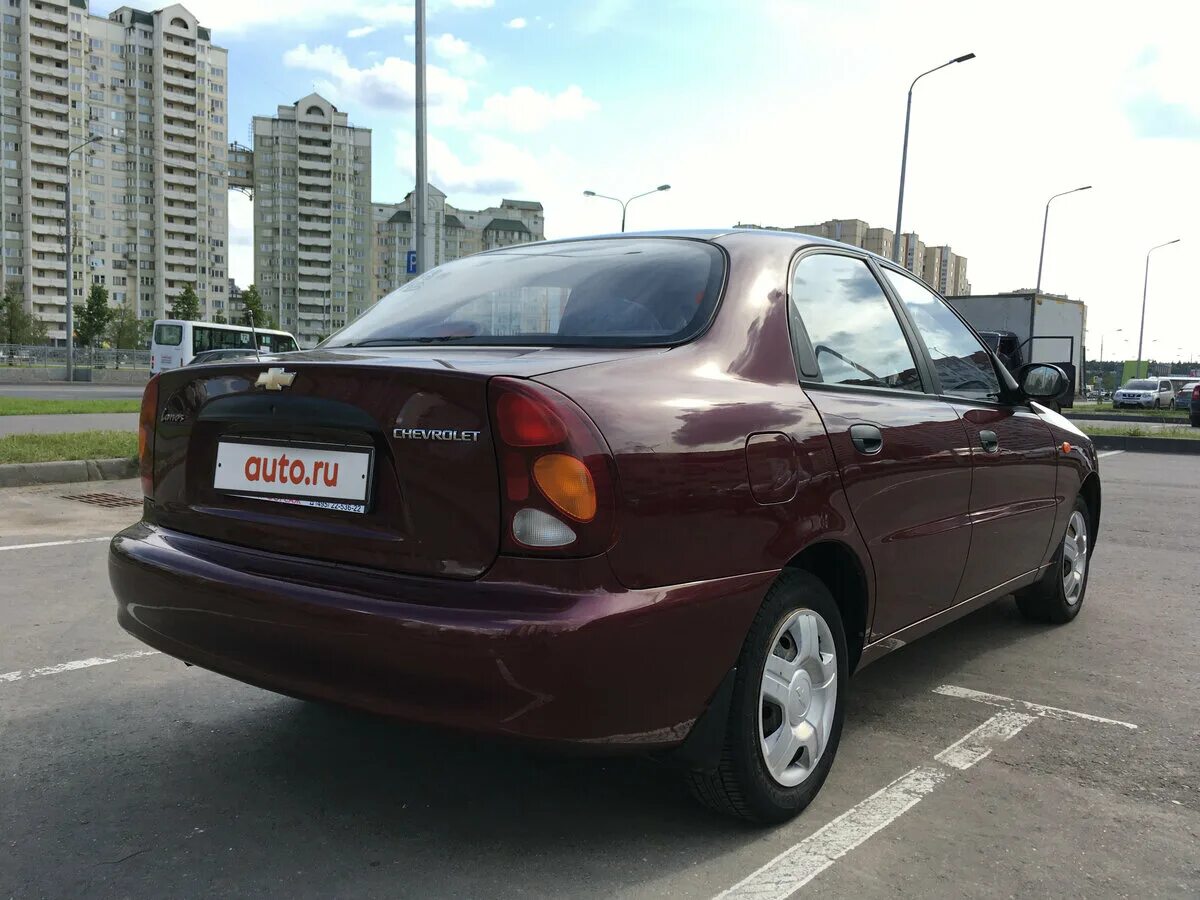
[138,375,159,498]
[1193,386,1200,401]
[489,377,616,557]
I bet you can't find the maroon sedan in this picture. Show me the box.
[111,230,1100,822]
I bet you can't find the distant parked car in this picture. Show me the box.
[187,349,261,366]
[1113,378,1175,409]
[1190,384,1200,427]
[1174,382,1198,413]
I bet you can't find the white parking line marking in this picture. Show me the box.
[1097,449,1126,459]
[933,684,1138,730]
[934,709,1037,770]
[715,766,949,900]
[0,649,159,684]
[716,688,1140,899]
[0,536,110,552]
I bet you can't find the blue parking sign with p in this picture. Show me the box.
[406,251,418,275]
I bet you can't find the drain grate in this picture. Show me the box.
[63,492,142,509]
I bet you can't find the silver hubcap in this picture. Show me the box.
[1062,510,1089,605]
[758,609,837,787]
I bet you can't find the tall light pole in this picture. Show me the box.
[583,185,671,232]
[1035,185,1092,293]
[64,135,100,383]
[413,0,428,276]
[892,52,975,262]
[1135,239,1180,377]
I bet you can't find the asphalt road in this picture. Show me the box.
[0,383,146,400]
[0,413,138,436]
[2,453,1197,898]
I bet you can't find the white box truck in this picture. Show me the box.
[945,291,1086,407]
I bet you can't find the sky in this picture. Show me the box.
[97,0,1200,362]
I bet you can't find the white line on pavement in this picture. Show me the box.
[0,536,110,552]
[715,767,950,900]
[1097,449,1126,459]
[0,649,159,684]
[934,709,1038,770]
[933,684,1138,730]
[716,707,1038,900]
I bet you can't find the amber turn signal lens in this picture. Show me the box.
[532,454,597,522]
[1061,442,1072,454]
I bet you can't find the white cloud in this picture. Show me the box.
[430,33,486,74]
[347,25,379,39]
[468,85,598,133]
[505,17,527,29]
[283,44,470,114]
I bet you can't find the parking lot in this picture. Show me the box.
[2,451,1197,898]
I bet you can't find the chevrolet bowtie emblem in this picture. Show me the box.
[255,367,296,391]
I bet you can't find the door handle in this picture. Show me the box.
[849,424,883,455]
[979,430,1000,453]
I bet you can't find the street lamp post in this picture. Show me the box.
[1135,239,1181,376]
[583,185,671,232]
[64,135,100,383]
[892,52,975,263]
[1035,185,1092,294]
[413,0,428,276]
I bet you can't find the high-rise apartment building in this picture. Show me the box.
[0,2,228,341]
[244,93,371,347]
[744,218,968,295]
[373,186,544,298]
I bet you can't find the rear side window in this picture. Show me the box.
[790,254,922,391]
[325,238,726,348]
[153,323,182,346]
[882,269,1001,401]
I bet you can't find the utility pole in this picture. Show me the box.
[414,0,428,276]
[64,136,99,383]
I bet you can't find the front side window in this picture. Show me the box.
[790,254,922,391]
[882,269,1001,401]
[324,239,725,348]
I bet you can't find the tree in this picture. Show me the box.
[1,287,49,347]
[240,283,276,329]
[106,298,145,349]
[74,284,112,349]
[169,283,201,321]
[213,313,227,325]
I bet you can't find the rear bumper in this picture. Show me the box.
[110,523,772,748]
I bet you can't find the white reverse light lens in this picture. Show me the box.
[512,508,577,548]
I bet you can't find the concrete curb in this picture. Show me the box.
[1067,412,1190,425]
[0,457,137,488]
[1090,434,1200,455]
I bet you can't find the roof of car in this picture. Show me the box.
[517,228,883,257]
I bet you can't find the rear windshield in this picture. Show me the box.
[324,238,726,348]
[1124,380,1157,390]
[154,323,182,347]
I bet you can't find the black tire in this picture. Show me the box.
[1015,494,1091,624]
[687,569,848,824]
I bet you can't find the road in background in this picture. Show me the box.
[1,457,1197,898]
[0,413,138,436]
[0,384,146,401]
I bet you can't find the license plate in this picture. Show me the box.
[213,440,373,511]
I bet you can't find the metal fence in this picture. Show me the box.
[0,344,151,370]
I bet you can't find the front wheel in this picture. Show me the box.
[687,570,848,823]
[1015,495,1091,624]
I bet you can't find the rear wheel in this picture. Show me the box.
[687,570,847,823]
[1015,495,1091,624]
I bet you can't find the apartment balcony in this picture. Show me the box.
[298,188,332,201]
[163,105,197,122]
[27,19,68,42]
[163,168,198,187]
[165,269,199,282]
[162,55,197,75]
[298,263,331,277]
[299,218,332,232]
[32,273,66,289]
[298,234,332,247]
[29,96,70,117]
[298,158,332,174]
[29,147,68,169]
[165,220,197,235]
[30,130,70,151]
[163,120,197,140]
[31,184,65,203]
[162,81,197,101]
[297,280,332,294]
[32,2,69,23]
[164,206,198,222]
[161,68,197,89]
[29,58,69,79]
[298,203,331,217]
[31,237,63,254]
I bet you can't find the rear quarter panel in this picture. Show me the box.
[536,233,873,605]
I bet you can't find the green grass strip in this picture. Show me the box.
[0,431,138,465]
[0,397,141,416]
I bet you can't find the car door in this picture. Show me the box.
[879,267,1059,601]
[789,251,973,640]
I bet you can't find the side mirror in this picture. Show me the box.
[1017,363,1068,401]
